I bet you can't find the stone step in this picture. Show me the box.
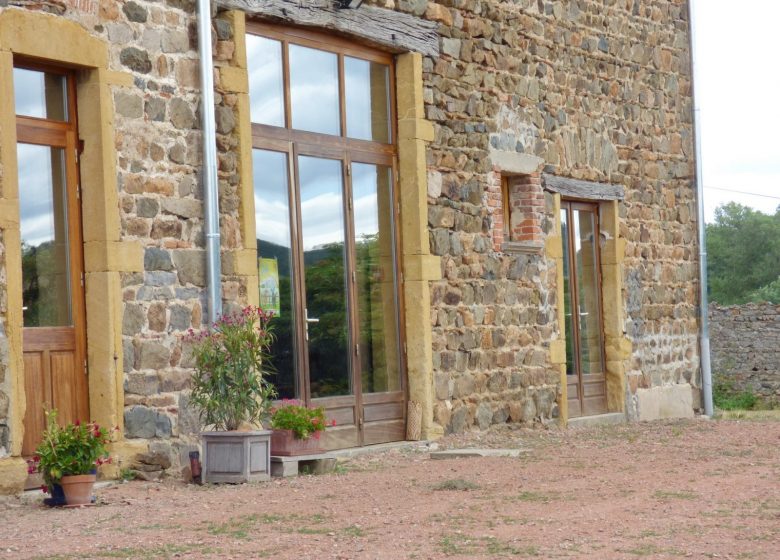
[567,412,626,428]
[270,453,337,478]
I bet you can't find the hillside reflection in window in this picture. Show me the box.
[353,163,400,393]
[253,149,296,398]
[18,143,72,327]
[298,156,350,398]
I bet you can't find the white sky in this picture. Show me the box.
[693,1,780,222]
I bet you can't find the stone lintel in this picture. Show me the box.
[217,0,439,57]
[501,241,544,255]
[543,174,625,201]
[489,150,544,175]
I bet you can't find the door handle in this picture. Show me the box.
[304,308,319,341]
[305,309,319,323]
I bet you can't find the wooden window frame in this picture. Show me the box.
[247,22,407,446]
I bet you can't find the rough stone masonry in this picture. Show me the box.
[0,0,702,481]
[709,303,780,400]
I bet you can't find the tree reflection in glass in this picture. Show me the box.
[352,163,400,393]
[18,144,71,327]
[253,149,297,398]
[298,156,350,398]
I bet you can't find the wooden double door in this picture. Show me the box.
[14,64,88,456]
[253,141,406,449]
[561,201,608,418]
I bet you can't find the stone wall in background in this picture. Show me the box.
[709,303,780,399]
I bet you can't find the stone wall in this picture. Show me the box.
[413,0,700,430]
[709,303,780,399]
[0,0,702,475]
[0,1,248,474]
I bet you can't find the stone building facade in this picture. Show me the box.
[0,0,701,491]
[709,303,780,401]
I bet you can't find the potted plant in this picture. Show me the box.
[270,399,334,456]
[30,409,114,506]
[188,306,277,483]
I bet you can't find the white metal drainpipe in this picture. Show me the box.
[687,0,714,417]
[197,0,223,325]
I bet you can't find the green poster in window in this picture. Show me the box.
[258,257,281,317]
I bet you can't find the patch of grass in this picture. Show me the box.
[717,409,780,421]
[653,490,699,501]
[712,377,779,411]
[206,512,330,540]
[513,490,561,503]
[432,478,480,491]
[118,467,136,482]
[439,533,538,557]
[33,543,217,559]
[342,524,366,537]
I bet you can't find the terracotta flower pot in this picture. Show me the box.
[60,474,96,506]
[271,429,323,456]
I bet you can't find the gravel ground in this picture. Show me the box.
[1,417,778,560]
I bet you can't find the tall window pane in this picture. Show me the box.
[289,45,340,135]
[18,144,71,327]
[573,209,605,375]
[345,57,391,143]
[13,68,68,121]
[298,156,350,397]
[254,149,296,398]
[352,163,400,393]
[247,35,285,127]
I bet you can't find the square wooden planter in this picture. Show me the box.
[201,430,271,483]
[270,429,324,456]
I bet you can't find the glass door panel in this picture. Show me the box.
[18,143,72,327]
[572,209,605,375]
[297,156,350,398]
[560,208,575,376]
[253,149,297,398]
[352,163,400,393]
[561,201,607,418]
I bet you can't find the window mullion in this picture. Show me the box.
[338,53,347,138]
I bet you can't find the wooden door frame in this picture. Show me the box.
[561,199,607,417]
[15,62,89,455]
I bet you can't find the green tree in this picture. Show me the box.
[707,203,780,304]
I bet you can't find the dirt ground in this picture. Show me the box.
[1,417,778,560]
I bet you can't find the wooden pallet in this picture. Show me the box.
[270,453,337,478]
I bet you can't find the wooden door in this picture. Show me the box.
[14,64,88,456]
[561,201,608,418]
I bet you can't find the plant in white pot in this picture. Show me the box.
[188,306,277,483]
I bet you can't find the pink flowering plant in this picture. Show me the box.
[31,409,115,489]
[187,306,277,431]
[270,400,334,440]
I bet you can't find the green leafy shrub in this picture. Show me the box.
[188,306,277,431]
[30,409,114,487]
[270,400,332,440]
